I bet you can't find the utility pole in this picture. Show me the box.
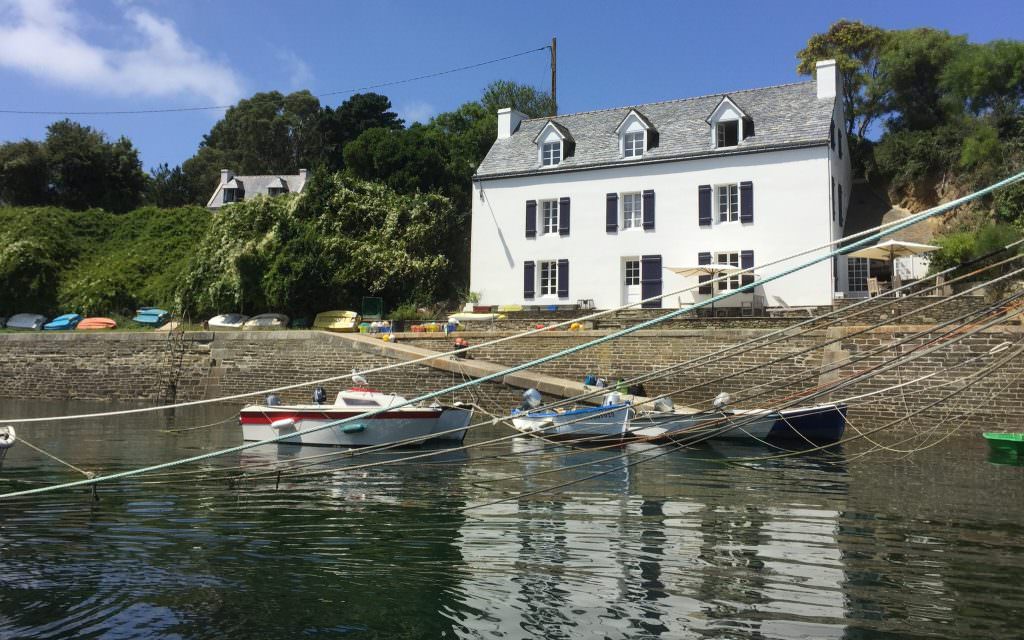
[550,36,557,115]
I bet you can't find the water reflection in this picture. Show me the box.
[0,399,1022,638]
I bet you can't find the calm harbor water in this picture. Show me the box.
[1,399,1022,639]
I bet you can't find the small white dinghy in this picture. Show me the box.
[243,313,289,330]
[0,425,16,467]
[6,313,46,330]
[208,313,249,330]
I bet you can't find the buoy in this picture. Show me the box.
[342,423,366,434]
[270,418,296,431]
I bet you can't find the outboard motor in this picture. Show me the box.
[712,392,731,410]
[265,394,281,407]
[313,386,328,405]
[603,391,622,406]
[520,388,542,410]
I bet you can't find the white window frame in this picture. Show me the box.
[623,131,645,158]
[716,251,741,291]
[621,192,642,229]
[716,120,739,148]
[539,260,558,296]
[848,257,868,293]
[541,141,561,167]
[716,184,739,223]
[623,258,640,286]
[540,200,559,235]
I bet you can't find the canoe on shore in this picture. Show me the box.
[44,314,82,330]
[314,310,360,332]
[77,317,117,330]
[133,308,169,327]
[5,313,47,330]
[208,313,249,330]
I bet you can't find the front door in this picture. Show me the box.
[622,257,641,306]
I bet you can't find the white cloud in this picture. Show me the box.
[275,49,313,91]
[0,0,243,104]
[398,100,436,125]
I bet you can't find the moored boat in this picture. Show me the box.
[43,313,82,330]
[208,313,249,330]
[243,313,289,330]
[633,403,848,445]
[77,317,117,330]
[239,387,473,447]
[314,310,360,332]
[5,313,47,330]
[133,307,170,327]
[511,391,633,440]
[983,432,1024,465]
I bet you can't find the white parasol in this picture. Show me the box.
[846,240,938,287]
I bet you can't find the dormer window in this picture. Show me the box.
[716,121,739,148]
[706,96,752,149]
[534,120,573,168]
[624,131,645,157]
[542,141,561,166]
[616,109,657,159]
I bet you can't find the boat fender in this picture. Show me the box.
[313,386,327,405]
[270,418,296,431]
[266,394,282,407]
[342,424,366,434]
[0,425,15,449]
[521,388,542,409]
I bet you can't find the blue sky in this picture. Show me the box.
[0,0,1020,172]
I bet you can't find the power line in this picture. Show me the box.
[0,45,550,116]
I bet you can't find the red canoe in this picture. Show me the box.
[76,317,117,330]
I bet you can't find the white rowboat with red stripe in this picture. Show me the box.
[240,388,473,447]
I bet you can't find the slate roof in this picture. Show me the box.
[476,80,834,180]
[207,171,309,209]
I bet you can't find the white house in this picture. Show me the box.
[470,60,852,310]
[206,168,309,210]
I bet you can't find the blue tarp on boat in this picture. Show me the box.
[43,313,82,330]
[133,308,169,327]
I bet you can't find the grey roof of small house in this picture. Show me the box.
[207,171,309,209]
[476,80,834,180]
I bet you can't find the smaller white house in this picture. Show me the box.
[206,168,309,210]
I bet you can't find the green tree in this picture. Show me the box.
[874,28,968,131]
[942,40,1024,125]
[481,79,557,117]
[146,163,194,207]
[797,19,889,138]
[44,120,148,213]
[0,139,49,206]
[313,92,404,171]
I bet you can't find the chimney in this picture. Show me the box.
[298,168,308,179]
[497,107,526,139]
[815,59,838,99]
[220,169,234,185]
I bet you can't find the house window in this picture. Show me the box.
[848,257,868,292]
[624,131,645,157]
[268,187,287,197]
[624,259,640,286]
[542,141,561,166]
[539,260,558,296]
[717,184,739,222]
[717,120,739,147]
[541,200,559,234]
[716,252,741,290]
[223,188,238,203]
[622,193,642,229]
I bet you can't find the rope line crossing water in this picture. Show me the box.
[2,170,1023,500]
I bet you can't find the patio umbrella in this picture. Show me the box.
[846,240,938,288]
[667,264,743,313]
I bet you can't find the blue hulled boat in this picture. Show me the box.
[43,313,83,330]
[133,307,170,327]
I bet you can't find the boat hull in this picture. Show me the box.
[5,314,46,330]
[511,404,632,440]
[240,405,472,447]
[638,403,847,445]
[77,317,117,330]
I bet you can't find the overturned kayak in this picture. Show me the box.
[133,308,170,327]
[44,313,82,330]
[77,317,117,330]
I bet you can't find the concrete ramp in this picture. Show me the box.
[329,332,693,411]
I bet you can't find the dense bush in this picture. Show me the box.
[929,223,1022,275]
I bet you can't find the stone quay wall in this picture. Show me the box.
[0,317,1021,430]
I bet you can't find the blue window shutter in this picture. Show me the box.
[606,193,618,232]
[698,185,712,226]
[558,197,570,236]
[740,181,753,223]
[642,189,655,230]
[830,120,835,150]
[524,261,535,299]
[838,184,844,226]
[641,254,662,308]
[525,200,537,238]
[741,250,754,286]
[557,259,569,298]
[831,177,836,220]
[839,133,843,159]
[698,251,712,294]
